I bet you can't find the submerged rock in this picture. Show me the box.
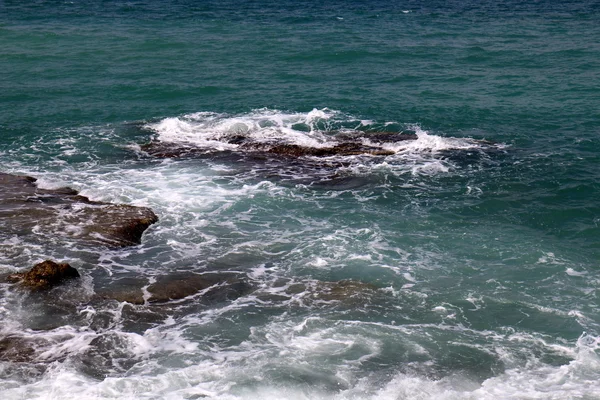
[75,333,142,379]
[256,278,380,307]
[6,260,80,291]
[312,279,380,302]
[97,272,253,305]
[0,172,158,247]
[287,279,379,302]
[149,273,253,303]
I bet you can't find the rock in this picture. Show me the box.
[313,279,379,301]
[75,333,141,378]
[262,143,396,157]
[289,279,379,302]
[146,274,216,303]
[0,172,158,247]
[0,336,40,362]
[96,281,146,305]
[96,272,253,305]
[6,260,80,291]
[138,130,417,160]
[69,204,158,247]
[255,279,380,307]
[363,132,419,143]
[0,334,73,366]
[148,273,253,303]
[139,142,210,158]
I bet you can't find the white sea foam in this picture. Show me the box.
[2,318,598,400]
[146,108,337,149]
[144,109,498,174]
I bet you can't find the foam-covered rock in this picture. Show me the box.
[140,130,417,159]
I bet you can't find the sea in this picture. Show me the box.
[1,1,600,399]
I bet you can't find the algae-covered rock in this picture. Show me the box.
[6,260,80,291]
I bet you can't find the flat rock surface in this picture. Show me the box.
[0,172,158,247]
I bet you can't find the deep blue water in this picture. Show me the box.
[1,1,600,399]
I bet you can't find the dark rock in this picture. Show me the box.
[69,204,158,247]
[363,132,418,143]
[311,279,379,302]
[255,279,380,306]
[139,129,416,160]
[147,273,253,304]
[7,260,80,291]
[75,333,141,379]
[139,142,212,158]
[146,274,214,303]
[0,334,73,367]
[96,273,253,305]
[262,143,395,157]
[0,336,40,363]
[224,134,247,145]
[0,172,158,247]
[0,334,68,364]
[97,287,145,305]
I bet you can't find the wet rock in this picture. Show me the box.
[0,336,40,363]
[312,279,380,302]
[363,132,419,143]
[139,142,211,158]
[71,204,158,247]
[146,274,215,303]
[147,273,253,304]
[96,273,253,305]
[6,260,80,291]
[290,279,379,302]
[97,286,146,305]
[261,143,395,157]
[139,130,417,160]
[256,279,380,306]
[0,172,158,247]
[75,333,141,379]
[0,335,64,364]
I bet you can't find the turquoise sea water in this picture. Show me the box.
[1,1,600,399]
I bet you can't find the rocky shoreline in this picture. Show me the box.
[0,171,385,367]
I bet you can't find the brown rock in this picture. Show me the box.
[312,279,379,302]
[7,260,80,291]
[255,279,380,306]
[147,273,253,303]
[96,273,253,305]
